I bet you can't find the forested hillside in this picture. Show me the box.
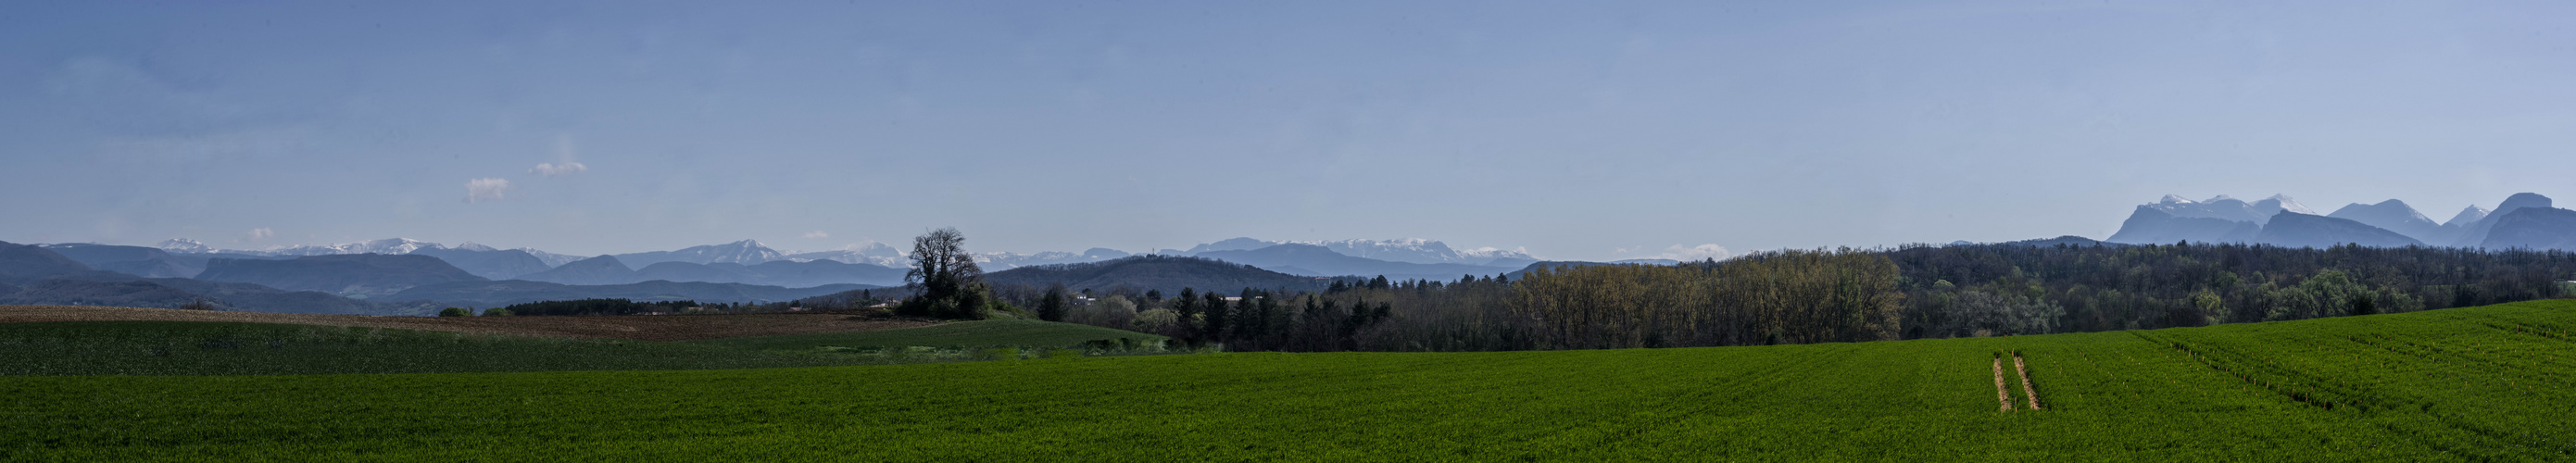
[1019,244,2576,353]
[1887,242,2576,338]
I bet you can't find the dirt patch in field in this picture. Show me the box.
[0,306,944,342]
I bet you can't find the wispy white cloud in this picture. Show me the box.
[802,231,830,239]
[529,134,588,176]
[246,228,274,241]
[530,162,587,176]
[464,178,513,203]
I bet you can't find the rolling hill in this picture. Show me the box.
[408,245,555,280]
[36,244,205,278]
[517,257,908,288]
[2252,211,2425,248]
[2105,207,2260,244]
[195,254,488,298]
[0,241,107,282]
[514,256,639,285]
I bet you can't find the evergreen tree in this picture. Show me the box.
[1173,288,1201,339]
[1037,283,1071,321]
[1201,290,1231,343]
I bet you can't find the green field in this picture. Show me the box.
[0,319,1162,376]
[687,319,1171,352]
[5,301,2574,460]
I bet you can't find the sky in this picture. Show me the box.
[3,1,2572,261]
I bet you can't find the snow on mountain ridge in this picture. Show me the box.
[2140,194,2314,226]
[1174,237,1536,264]
[189,238,449,257]
[2446,206,2492,227]
[155,238,212,253]
[2263,194,2319,216]
[971,247,1136,269]
[784,242,908,267]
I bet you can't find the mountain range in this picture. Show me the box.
[0,240,884,315]
[128,234,1542,284]
[21,196,2576,318]
[1177,238,1536,266]
[981,255,1348,294]
[6,233,1550,314]
[1193,244,1527,282]
[515,255,909,287]
[194,254,491,299]
[2106,193,2576,251]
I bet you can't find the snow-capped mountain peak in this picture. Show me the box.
[155,238,212,253]
[2446,205,2493,227]
[2138,194,2314,225]
[518,248,587,267]
[243,238,446,257]
[967,247,1136,269]
[2263,194,2318,216]
[782,242,909,267]
[627,240,785,266]
[454,242,498,252]
[1175,237,1536,265]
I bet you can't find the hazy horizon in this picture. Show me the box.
[6,1,2571,260]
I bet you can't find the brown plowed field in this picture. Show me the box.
[0,306,943,342]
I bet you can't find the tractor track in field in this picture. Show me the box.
[0,305,943,341]
[2013,354,2042,410]
[1993,357,2013,411]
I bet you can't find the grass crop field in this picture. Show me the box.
[0,319,1164,376]
[0,305,940,341]
[6,301,2574,460]
[0,321,891,376]
[687,319,1170,352]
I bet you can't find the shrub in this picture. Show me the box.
[437,307,471,317]
[1132,309,1178,333]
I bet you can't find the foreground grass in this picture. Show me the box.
[688,319,1166,352]
[6,301,2574,460]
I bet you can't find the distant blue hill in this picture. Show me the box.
[1195,244,1522,282]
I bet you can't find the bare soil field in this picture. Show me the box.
[0,306,943,341]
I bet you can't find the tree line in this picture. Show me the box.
[1017,243,2575,353]
[773,229,2576,354]
[1884,242,2576,338]
[450,228,2576,356]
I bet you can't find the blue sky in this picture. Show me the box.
[4,1,2571,260]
